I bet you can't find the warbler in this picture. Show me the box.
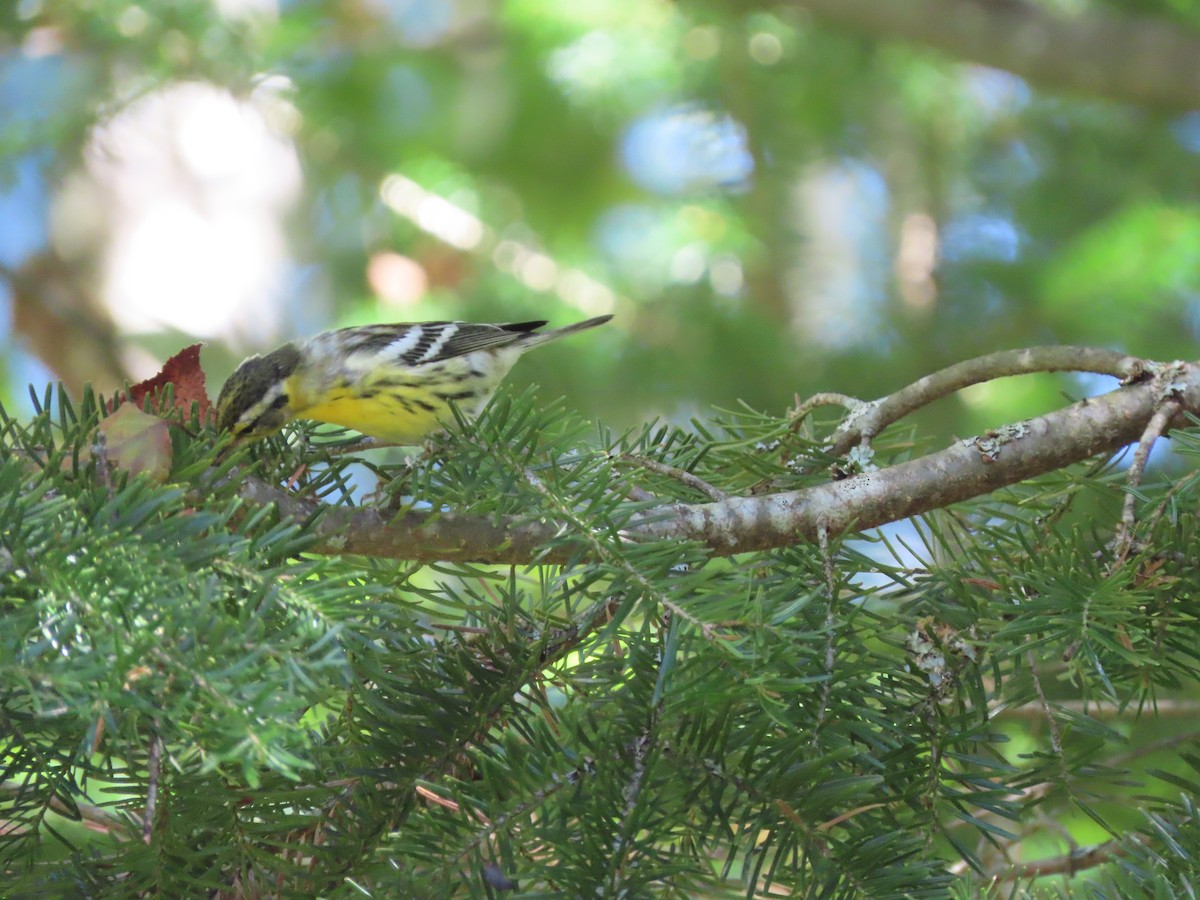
[216,315,612,445]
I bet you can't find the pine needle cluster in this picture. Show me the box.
[2,386,1200,896]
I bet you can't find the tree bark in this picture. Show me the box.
[234,356,1200,564]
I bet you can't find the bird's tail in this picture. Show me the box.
[523,314,613,347]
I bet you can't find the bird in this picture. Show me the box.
[216,315,612,445]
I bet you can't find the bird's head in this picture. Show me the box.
[216,343,303,444]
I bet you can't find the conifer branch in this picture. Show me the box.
[236,356,1200,565]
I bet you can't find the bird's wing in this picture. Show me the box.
[339,321,548,367]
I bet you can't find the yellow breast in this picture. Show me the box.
[289,384,449,444]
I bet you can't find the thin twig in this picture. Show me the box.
[993,698,1200,719]
[612,453,729,501]
[816,802,887,831]
[790,392,864,429]
[623,484,659,503]
[0,780,129,836]
[1108,730,1200,766]
[1114,398,1181,560]
[144,729,162,844]
[605,696,661,892]
[321,437,402,457]
[813,523,838,740]
[991,836,1130,881]
[1025,645,1072,795]
[826,345,1150,456]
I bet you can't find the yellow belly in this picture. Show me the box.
[294,390,447,444]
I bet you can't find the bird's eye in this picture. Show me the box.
[241,392,291,437]
[241,415,267,437]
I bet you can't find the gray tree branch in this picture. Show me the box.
[827,345,1146,455]
[789,0,1200,112]
[232,355,1200,565]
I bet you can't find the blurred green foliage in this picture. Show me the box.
[1,0,1199,440]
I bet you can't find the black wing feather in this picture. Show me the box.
[335,320,549,367]
[434,321,548,359]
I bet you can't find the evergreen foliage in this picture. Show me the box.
[1,386,1198,896]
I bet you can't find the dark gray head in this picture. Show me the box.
[215,343,303,443]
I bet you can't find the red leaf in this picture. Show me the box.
[113,344,213,423]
